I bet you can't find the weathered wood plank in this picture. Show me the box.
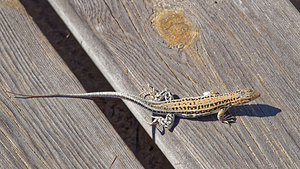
[44,0,300,168]
[0,1,143,168]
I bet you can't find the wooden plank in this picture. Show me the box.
[45,0,300,168]
[0,1,143,168]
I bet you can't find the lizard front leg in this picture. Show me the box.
[203,90,219,96]
[217,108,235,124]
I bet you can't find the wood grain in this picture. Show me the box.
[0,1,143,168]
[37,0,300,168]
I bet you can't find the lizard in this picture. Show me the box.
[7,87,260,130]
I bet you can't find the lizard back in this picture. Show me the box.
[148,89,260,117]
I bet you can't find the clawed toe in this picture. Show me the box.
[140,85,174,101]
[147,114,175,130]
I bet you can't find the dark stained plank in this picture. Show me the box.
[0,1,143,168]
[46,0,300,168]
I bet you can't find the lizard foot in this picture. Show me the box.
[148,113,175,130]
[140,84,174,101]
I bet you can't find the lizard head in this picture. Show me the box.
[241,89,260,101]
[231,89,260,105]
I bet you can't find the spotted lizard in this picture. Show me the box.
[8,87,260,130]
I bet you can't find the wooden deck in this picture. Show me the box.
[0,1,142,168]
[1,0,299,168]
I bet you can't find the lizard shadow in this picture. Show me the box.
[172,104,281,126]
[228,104,281,118]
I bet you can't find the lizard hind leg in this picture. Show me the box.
[140,85,174,101]
[148,113,175,130]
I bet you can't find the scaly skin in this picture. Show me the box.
[7,88,260,130]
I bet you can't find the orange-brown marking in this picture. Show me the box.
[151,8,198,48]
